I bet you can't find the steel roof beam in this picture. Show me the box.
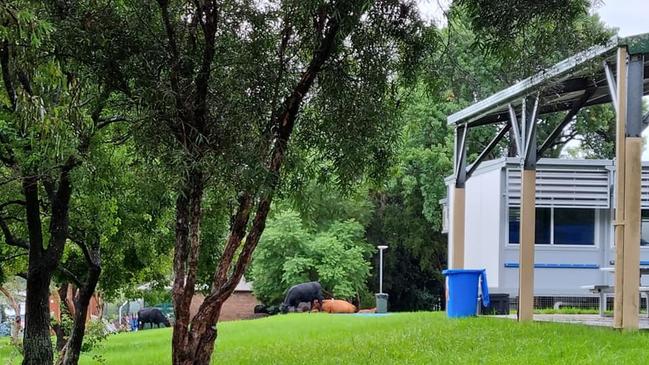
[626,54,645,137]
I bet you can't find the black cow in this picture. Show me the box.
[280,281,324,314]
[137,308,171,330]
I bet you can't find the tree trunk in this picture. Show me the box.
[22,166,74,365]
[22,270,54,365]
[0,286,22,346]
[186,304,222,365]
[171,169,204,365]
[61,264,101,365]
[52,283,70,351]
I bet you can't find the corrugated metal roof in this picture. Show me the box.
[448,33,649,127]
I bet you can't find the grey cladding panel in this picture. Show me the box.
[642,166,649,209]
[507,167,610,208]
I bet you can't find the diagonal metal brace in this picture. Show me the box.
[508,104,523,157]
[454,125,468,188]
[466,123,511,179]
[537,89,594,158]
[604,61,618,115]
[522,94,540,169]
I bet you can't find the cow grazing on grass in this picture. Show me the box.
[280,282,324,313]
[137,308,171,329]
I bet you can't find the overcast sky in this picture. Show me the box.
[595,0,649,36]
[417,0,649,35]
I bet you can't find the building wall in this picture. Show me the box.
[464,167,502,287]
[190,291,259,322]
[220,292,259,321]
[447,158,649,297]
[50,288,102,324]
[501,209,611,296]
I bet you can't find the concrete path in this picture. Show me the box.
[493,314,649,329]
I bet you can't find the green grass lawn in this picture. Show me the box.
[3,312,649,364]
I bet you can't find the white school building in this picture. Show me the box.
[442,158,649,300]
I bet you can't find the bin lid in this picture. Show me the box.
[442,269,485,275]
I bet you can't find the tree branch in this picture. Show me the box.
[57,265,83,288]
[203,4,354,312]
[0,40,16,111]
[157,0,183,98]
[193,0,219,133]
[96,115,129,130]
[0,200,25,210]
[210,192,253,293]
[45,157,77,264]
[0,252,27,263]
[67,230,100,268]
[0,214,29,250]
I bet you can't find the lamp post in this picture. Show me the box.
[377,245,388,293]
[376,245,389,313]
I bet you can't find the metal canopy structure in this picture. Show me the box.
[448,34,649,128]
[447,33,649,330]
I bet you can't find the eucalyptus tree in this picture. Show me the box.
[118,0,434,363]
[50,141,174,365]
[0,2,131,364]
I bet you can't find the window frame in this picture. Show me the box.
[506,206,598,248]
[641,209,649,247]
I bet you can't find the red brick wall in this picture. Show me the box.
[49,289,102,324]
[189,292,259,322]
[220,292,259,321]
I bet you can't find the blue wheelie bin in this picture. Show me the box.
[442,269,490,318]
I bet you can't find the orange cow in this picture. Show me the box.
[319,299,357,313]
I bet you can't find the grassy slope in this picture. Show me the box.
[3,312,649,364]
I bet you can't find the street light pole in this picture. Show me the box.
[378,245,388,294]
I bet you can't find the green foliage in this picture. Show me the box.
[251,210,373,304]
[80,320,109,354]
[280,181,375,231]
[453,0,607,70]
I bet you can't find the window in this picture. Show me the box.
[508,208,551,244]
[554,209,595,245]
[642,210,649,246]
[508,207,595,246]
[509,208,520,244]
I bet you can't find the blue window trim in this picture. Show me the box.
[504,262,599,269]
